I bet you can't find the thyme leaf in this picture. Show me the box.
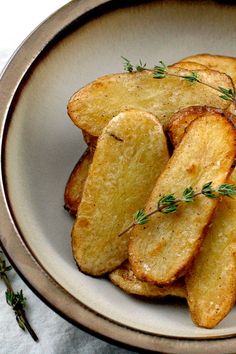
[217,183,236,197]
[201,181,218,198]
[182,186,195,203]
[218,87,235,101]
[121,56,134,72]
[135,59,146,72]
[153,61,167,78]
[182,71,198,83]
[133,209,148,225]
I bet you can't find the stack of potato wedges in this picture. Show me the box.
[65,54,236,329]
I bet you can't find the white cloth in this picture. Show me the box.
[0,2,136,353]
[0,259,134,354]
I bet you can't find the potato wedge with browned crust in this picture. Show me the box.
[167,106,225,147]
[129,113,235,285]
[168,106,236,327]
[170,61,207,70]
[68,68,233,137]
[168,106,236,147]
[82,130,97,153]
[72,110,169,276]
[180,53,236,84]
[177,54,236,118]
[110,261,186,298]
[186,168,236,329]
[64,149,93,216]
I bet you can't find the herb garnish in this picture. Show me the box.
[122,58,236,103]
[119,182,236,236]
[121,57,146,72]
[0,250,38,342]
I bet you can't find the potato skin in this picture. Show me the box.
[170,61,207,70]
[129,113,236,285]
[167,105,236,328]
[72,110,169,276]
[180,53,236,85]
[186,168,236,329]
[67,68,233,137]
[64,149,93,216]
[168,106,236,148]
[110,261,186,298]
[167,106,224,147]
[82,130,97,153]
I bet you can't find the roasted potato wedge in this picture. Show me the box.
[82,130,97,153]
[170,61,207,70]
[129,113,235,285]
[64,149,93,215]
[178,53,236,118]
[186,168,236,329]
[228,102,236,116]
[110,261,186,298]
[168,106,236,147]
[167,106,225,147]
[72,110,169,276]
[167,105,236,327]
[180,53,236,84]
[68,68,233,137]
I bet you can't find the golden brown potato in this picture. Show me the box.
[82,130,97,153]
[186,168,236,329]
[68,68,233,137]
[129,113,235,285]
[168,105,236,327]
[170,61,207,70]
[178,54,236,119]
[180,53,236,84]
[168,106,236,147]
[228,102,236,117]
[72,110,169,276]
[167,106,224,147]
[64,149,93,215]
[110,261,186,298]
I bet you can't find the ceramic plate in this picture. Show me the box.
[1,1,236,353]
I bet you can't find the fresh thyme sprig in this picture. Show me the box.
[218,87,235,101]
[119,182,236,237]
[122,58,236,103]
[0,250,38,342]
[121,57,146,72]
[153,61,168,79]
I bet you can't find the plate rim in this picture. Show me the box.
[1,0,236,352]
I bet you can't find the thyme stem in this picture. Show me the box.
[20,311,39,342]
[166,72,236,104]
[0,251,38,342]
[121,58,236,104]
[1,272,13,292]
[118,198,182,237]
[118,184,235,237]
